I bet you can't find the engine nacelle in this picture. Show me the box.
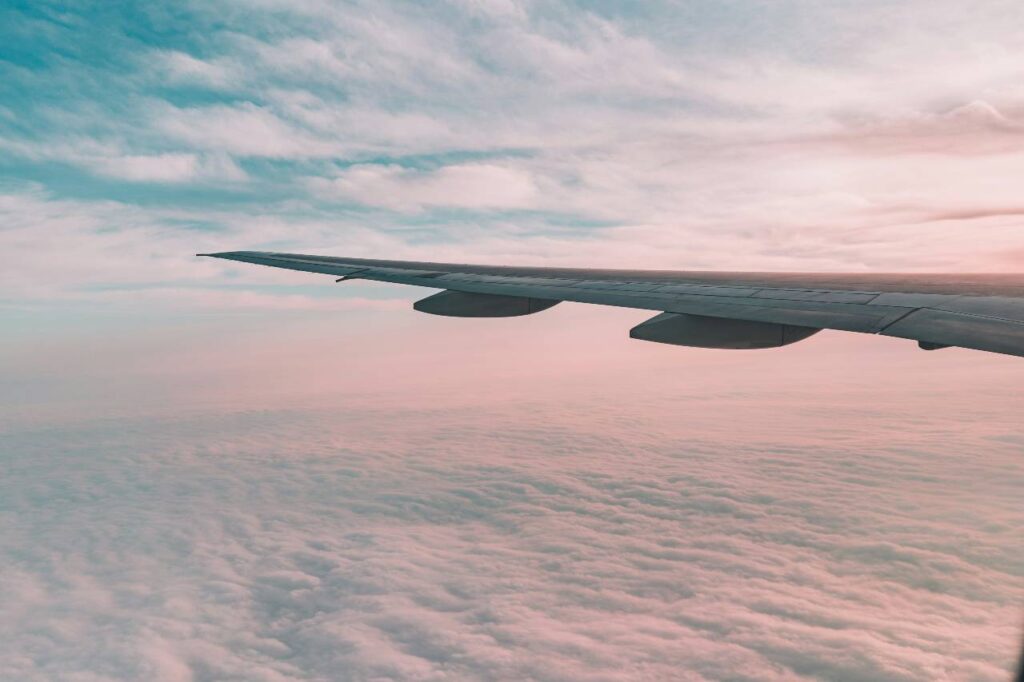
[414,290,560,317]
[630,312,820,349]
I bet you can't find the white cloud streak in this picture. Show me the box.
[311,163,539,211]
[90,152,248,183]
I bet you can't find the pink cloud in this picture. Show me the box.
[2,316,1020,679]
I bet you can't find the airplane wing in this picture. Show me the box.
[198,251,1024,359]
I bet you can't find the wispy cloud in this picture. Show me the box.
[159,50,236,88]
[2,0,1023,313]
[311,162,540,211]
[90,152,248,183]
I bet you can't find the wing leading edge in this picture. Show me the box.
[198,251,1024,359]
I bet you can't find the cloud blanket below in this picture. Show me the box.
[2,326,1021,681]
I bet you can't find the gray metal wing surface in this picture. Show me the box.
[199,251,1024,359]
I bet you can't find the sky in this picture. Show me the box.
[2,1,1024,680]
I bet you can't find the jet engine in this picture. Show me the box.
[630,312,820,349]
[414,290,559,317]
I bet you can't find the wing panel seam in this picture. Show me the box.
[875,307,924,333]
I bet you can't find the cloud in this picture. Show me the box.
[3,0,1024,280]
[311,163,540,211]
[160,50,236,88]
[156,103,332,158]
[89,152,248,183]
[1,332,1021,680]
[0,186,413,303]
[818,100,1024,157]
[78,286,409,312]
[92,152,201,182]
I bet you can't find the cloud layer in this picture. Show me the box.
[2,318,1023,681]
[3,0,1024,316]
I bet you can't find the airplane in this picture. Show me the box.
[198,251,1024,359]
